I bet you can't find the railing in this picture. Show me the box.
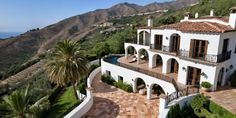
[103,54,179,92]
[165,85,199,105]
[117,62,174,83]
[217,51,232,63]
[178,50,231,63]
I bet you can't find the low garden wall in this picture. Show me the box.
[158,93,198,118]
[64,67,101,118]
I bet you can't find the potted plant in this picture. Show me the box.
[201,81,212,92]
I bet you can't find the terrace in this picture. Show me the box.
[116,55,187,90]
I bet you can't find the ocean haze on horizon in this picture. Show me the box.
[0,32,22,39]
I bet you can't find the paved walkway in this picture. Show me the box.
[202,86,236,115]
[82,73,159,118]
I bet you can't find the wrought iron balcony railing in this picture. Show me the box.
[165,85,199,105]
[178,50,231,63]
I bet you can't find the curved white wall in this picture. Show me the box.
[101,59,176,95]
[64,67,101,118]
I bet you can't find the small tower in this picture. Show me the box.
[184,12,191,20]
[229,7,236,29]
[195,12,199,18]
[210,9,214,16]
[147,15,153,27]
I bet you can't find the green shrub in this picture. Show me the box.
[181,103,197,118]
[194,107,212,118]
[114,81,133,93]
[48,86,63,103]
[89,64,100,73]
[209,101,236,118]
[78,82,86,95]
[201,81,212,88]
[101,74,115,85]
[191,94,209,110]
[229,71,236,87]
[167,104,181,118]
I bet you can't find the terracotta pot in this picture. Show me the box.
[201,87,210,92]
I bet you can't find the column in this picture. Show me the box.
[162,58,168,74]
[133,81,137,93]
[147,85,151,100]
[137,32,140,44]
[125,48,128,59]
[137,51,140,64]
[149,54,154,68]
[143,31,146,45]
[159,94,167,113]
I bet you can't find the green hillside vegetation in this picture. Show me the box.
[78,0,236,61]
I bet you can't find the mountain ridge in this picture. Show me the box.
[0,0,199,72]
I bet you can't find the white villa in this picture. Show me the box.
[101,7,236,102]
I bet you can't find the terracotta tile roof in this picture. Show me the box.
[158,21,234,33]
[190,16,229,23]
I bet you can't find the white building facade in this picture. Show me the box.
[101,8,236,100]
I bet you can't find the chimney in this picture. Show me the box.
[148,15,153,27]
[184,12,190,20]
[195,12,199,18]
[210,9,214,16]
[229,7,236,29]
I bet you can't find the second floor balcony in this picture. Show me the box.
[178,50,231,63]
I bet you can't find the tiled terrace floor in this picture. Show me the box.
[202,86,236,115]
[117,56,178,81]
[117,56,188,89]
[82,73,159,118]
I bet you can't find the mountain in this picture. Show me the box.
[0,0,199,72]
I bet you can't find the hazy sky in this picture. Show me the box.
[0,0,172,32]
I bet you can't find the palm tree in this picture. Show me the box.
[0,86,50,118]
[44,40,89,100]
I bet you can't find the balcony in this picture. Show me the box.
[178,50,231,64]
[150,44,178,56]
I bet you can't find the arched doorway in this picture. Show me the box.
[152,54,163,72]
[150,84,165,99]
[138,48,149,64]
[217,68,224,86]
[126,45,137,55]
[134,78,146,93]
[138,31,150,45]
[167,58,179,74]
[170,34,180,53]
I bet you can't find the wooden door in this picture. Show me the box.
[190,40,208,59]
[222,39,229,53]
[154,35,163,50]
[170,59,178,73]
[187,67,201,86]
[171,35,180,52]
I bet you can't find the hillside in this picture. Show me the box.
[0,0,199,74]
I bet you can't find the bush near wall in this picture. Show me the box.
[190,94,236,118]
[209,101,236,118]
[229,71,236,87]
[101,74,133,93]
[101,74,115,85]
[114,81,133,93]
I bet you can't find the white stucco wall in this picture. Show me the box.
[64,67,101,118]
[158,94,198,118]
[101,59,176,95]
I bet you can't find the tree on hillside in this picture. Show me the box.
[93,42,110,59]
[0,86,50,118]
[44,40,89,100]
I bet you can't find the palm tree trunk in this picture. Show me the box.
[72,81,79,100]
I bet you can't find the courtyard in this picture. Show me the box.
[82,73,159,118]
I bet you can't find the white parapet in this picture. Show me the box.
[64,67,101,118]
